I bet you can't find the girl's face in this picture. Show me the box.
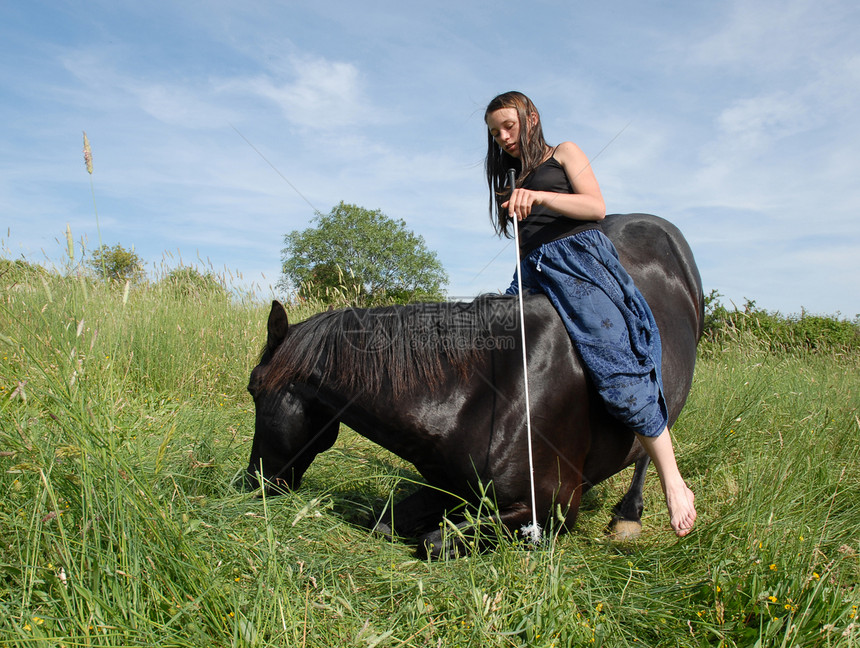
[486,108,522,158]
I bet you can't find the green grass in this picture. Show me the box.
[1,272,858,647]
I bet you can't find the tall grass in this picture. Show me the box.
[1,269,858,647]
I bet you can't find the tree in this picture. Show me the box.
[295,260,367,304]
[280,202,448,304]
[88,244,145,284]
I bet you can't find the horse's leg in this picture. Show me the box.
[416,502,534,560]
[418,479,589,560]
[417,486,592,560]
[607,455,650,539]
[417,441,593,559]
[372,485,460,540]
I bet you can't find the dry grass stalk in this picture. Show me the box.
[65,224,74,262]
[83,131,93,174]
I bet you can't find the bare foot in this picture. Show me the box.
[636,429,697,537]
[665,483,696,537]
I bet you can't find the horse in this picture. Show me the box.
[245,213,703,557]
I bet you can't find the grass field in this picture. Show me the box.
[1,271,858,647]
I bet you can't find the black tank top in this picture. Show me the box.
[517,154,600,256]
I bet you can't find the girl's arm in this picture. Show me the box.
[503,141,606,221]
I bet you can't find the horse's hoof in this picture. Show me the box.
[371,521,393,540]
[607,519,642,541]
[416,530,465,560]
[418,530,443,560]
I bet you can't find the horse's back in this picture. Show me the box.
[601,213,703,339]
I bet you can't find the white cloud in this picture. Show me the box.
[59,48,236,129]
[716,92,813,151]
[230,55,374,131]
[58,45,380,135]
[691,0,849,72]
[131,83,237,129]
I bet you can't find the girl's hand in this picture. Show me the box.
[502,188,543,221]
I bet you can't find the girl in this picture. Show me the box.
[484,91,696,537]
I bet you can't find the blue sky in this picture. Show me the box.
[2,0,858,316]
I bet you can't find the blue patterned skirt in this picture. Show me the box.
[506,229,668,437]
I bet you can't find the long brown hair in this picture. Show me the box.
[484,91,550,237]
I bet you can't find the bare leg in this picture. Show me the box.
[635,428,696,537]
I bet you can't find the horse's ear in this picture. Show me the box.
[266,300,289,354]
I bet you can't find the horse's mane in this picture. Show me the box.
[263,294,524,396]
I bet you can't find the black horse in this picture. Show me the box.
[246,213,703,556]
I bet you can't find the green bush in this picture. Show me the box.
[158,267,228,300]
[702,291,860,354]
[0,258,49,288]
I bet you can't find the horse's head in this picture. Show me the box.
[245,301,340,493]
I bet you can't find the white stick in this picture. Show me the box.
[508,169,542,544]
